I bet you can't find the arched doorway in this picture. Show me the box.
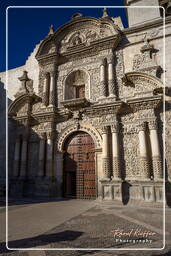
[63,131,96,199]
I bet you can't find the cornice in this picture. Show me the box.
[122,16,171,35]
[85,101,123,117]
[127,95,163,111]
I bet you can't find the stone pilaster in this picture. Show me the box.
[99,58,107,98]
[20,133,28,178]
[46,132,54,177]
[101,126,110,179]
[137,122,150,180]
[149,120,162,180]
[13,136,21,177]
[49,71,56,106]
[38,132,46,177]
[111,123,121,180]
[107,56,116,98]
[43,73,50,106]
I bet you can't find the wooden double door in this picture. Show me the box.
[63,132,96,199]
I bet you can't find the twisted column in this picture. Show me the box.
[111,124,121,180]
[138,122,150,180]
[101,126,110,179]
[149,120,162,180]
[99,58,107,98]
[108,56,116,98]
[20,133,28,177]
[38,132,46,177]
[49,71,56,106]
[13,136,21,177]
[43,73,50,106]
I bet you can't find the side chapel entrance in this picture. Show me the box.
[63,131,96,199]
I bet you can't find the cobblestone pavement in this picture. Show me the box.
[0,199,171,256]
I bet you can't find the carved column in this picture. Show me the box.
[13,136,21,177]
[111,124,121,180]
[149,120,162,180]
[138,122,150,180]
[20,133,28,177]
[43,73,49,106]
[100,58,107,98]
[46,132,54,177]
[38,132,46,177]
[101,126,110,179]
[108,56,116,98]
[49,71,56,106]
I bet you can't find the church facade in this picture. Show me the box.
[1,0,171,203]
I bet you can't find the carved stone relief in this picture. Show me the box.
[123,132,140,178]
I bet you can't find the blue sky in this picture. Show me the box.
[1,0,128,72]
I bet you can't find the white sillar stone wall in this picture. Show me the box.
[126,0,161,27]
[0,43,40,101]
[123,22,171,88]
[0,80,6,194]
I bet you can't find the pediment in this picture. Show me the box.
[8,93,41,117]
[122,72,163,99]
[36,16,121,58]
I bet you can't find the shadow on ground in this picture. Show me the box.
[0,197,75,207]
[0,230,83,254]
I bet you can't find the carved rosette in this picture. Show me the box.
[153,156,163,180]
[102,157,111,179]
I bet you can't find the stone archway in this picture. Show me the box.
[63,131,96,199]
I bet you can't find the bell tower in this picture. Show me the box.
[125,0,162,27]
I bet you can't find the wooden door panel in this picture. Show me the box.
[64,132,96,199]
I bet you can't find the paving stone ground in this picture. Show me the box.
[0,199,171,256]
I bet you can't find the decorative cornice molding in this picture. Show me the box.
[127,95,163,111]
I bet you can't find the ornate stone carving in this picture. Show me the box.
[111,123,119,133]
[15,71,34,98]
[152,156,163,180]
[57,123,102,151]
[100,81,107,97]
[101,126,108,134]
[137,122,147,132]
[123,133,140,178]
[133,39,160,77]
[108,79,116,97]
[149,120,158,130]
[139,157,150,179]
[112,157,120,179]
[102,157,111,179]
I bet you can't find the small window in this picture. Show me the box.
[65,70,87,100]
[75,85,85,99]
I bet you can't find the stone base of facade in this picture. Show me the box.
[9,177,60,198]
[99,180,164,203]
[0,178,6,196]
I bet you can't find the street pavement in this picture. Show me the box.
[0,199,171,256]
